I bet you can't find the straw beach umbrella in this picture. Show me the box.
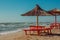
[48,8,60,27]
[21,4,52,26]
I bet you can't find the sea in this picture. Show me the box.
[0,22,51,35]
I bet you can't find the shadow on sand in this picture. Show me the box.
[29,33,60,36]
[47,33,60,36]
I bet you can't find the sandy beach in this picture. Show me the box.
[0,28,60,40]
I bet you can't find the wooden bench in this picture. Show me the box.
[24,26,53,35]
[50,23,60,29]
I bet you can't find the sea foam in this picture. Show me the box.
[0,28,22,35]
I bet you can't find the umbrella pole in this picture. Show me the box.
[36,15,38,26]
[55,15,57,28]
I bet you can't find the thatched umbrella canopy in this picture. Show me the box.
[48,8,60,26]
[21,4,52,26]
[48,8,60,15]
[22,4,51,16]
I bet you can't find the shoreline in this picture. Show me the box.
[0,28,22,35]
[0,27,29,35]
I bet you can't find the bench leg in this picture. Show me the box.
[47,30,49,33]
[37,31,40,35]
[47,30,52,34]
[44,29,46,33]
[24,31,27,35]
[49,30,52,34]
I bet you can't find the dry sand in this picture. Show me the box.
[0,29,60,40]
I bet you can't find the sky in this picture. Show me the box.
[0,0,60,23]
